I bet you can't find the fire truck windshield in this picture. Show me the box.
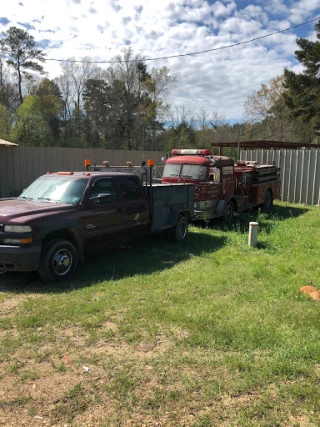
[162,164,181,178]
[163,164,207,180]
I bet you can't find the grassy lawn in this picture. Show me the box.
[0,201,319,426]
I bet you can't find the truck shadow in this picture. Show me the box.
[207,204,310,234]
[0,231,226,293]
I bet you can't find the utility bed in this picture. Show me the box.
[144,183,195,231]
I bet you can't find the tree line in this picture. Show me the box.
[0,21,319,152]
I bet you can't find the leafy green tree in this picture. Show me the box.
[83,78,110,148]
[2,26,45,104]
[0,81,20,114]
[11,95,52,146]
[165,121,196,151]
[108,78,129,149]
[0,104,10,139]
[33,78,63,142]
[284,20,320,137]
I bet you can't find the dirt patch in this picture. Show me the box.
[0,295,24,318]
[0,323,176,426]
[0,293,318,426]
[0,292,44,318]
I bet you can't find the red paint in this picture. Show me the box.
[162,150,281,221]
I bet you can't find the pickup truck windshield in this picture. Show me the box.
[163,164,207,180]
[19,176,88,204]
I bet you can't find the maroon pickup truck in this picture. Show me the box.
[0,170,194,282]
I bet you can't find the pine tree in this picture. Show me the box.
[2,26,46,104]
[284,20,320,137]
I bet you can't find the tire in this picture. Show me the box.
[39,239,78,282]
[263,190,273,209]
[169,216,188,243]
[224,200,235,222]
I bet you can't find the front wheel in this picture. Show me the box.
[224,201,235,222]
[39,239,78,282]
[169,216,188,243]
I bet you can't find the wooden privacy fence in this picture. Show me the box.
[0,147,165,198]
[240,149,320,205]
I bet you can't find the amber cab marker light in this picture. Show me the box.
[57,172,73,175]
[148,159,155,167]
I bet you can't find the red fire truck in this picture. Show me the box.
[162,149,281,221]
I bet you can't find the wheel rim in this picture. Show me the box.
[51,248,73,276]
[178,221,187,240]
[225,203,233,220]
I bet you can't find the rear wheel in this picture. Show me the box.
[169,216,188,243]
[39,239,78,282]
[263,190,273,209]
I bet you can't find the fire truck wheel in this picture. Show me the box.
[39,239,78,282]
[263,190,273,209]
[224,201,235,222]
[170,216,188,243]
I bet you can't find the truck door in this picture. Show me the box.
[221,166,235,197]
[83,177,127,248]
[116,175,150,236]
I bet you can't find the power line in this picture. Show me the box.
[1,16,318,64]
[43,16,320,64]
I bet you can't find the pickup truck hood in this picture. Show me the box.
[0,199,73,222]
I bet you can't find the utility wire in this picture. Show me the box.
[43,16,320,63]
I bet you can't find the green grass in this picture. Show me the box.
[0,201,319,426]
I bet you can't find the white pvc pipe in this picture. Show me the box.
[248,222,259,247]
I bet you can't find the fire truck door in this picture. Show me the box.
[221,166,235,196]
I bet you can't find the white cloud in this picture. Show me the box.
[265,0,288,16]
[0,0,319,120]
[288,0,320,24]
[211,1,236,18]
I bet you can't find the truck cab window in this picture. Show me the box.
[118,176,143,201]
[209,167,220,183]
[222,166,234,175]
[90,178,118,202]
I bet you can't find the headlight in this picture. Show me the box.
[4,225,32,233]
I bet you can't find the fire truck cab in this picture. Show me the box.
[162,149,281,221]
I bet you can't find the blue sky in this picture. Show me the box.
[0,0,319,122]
